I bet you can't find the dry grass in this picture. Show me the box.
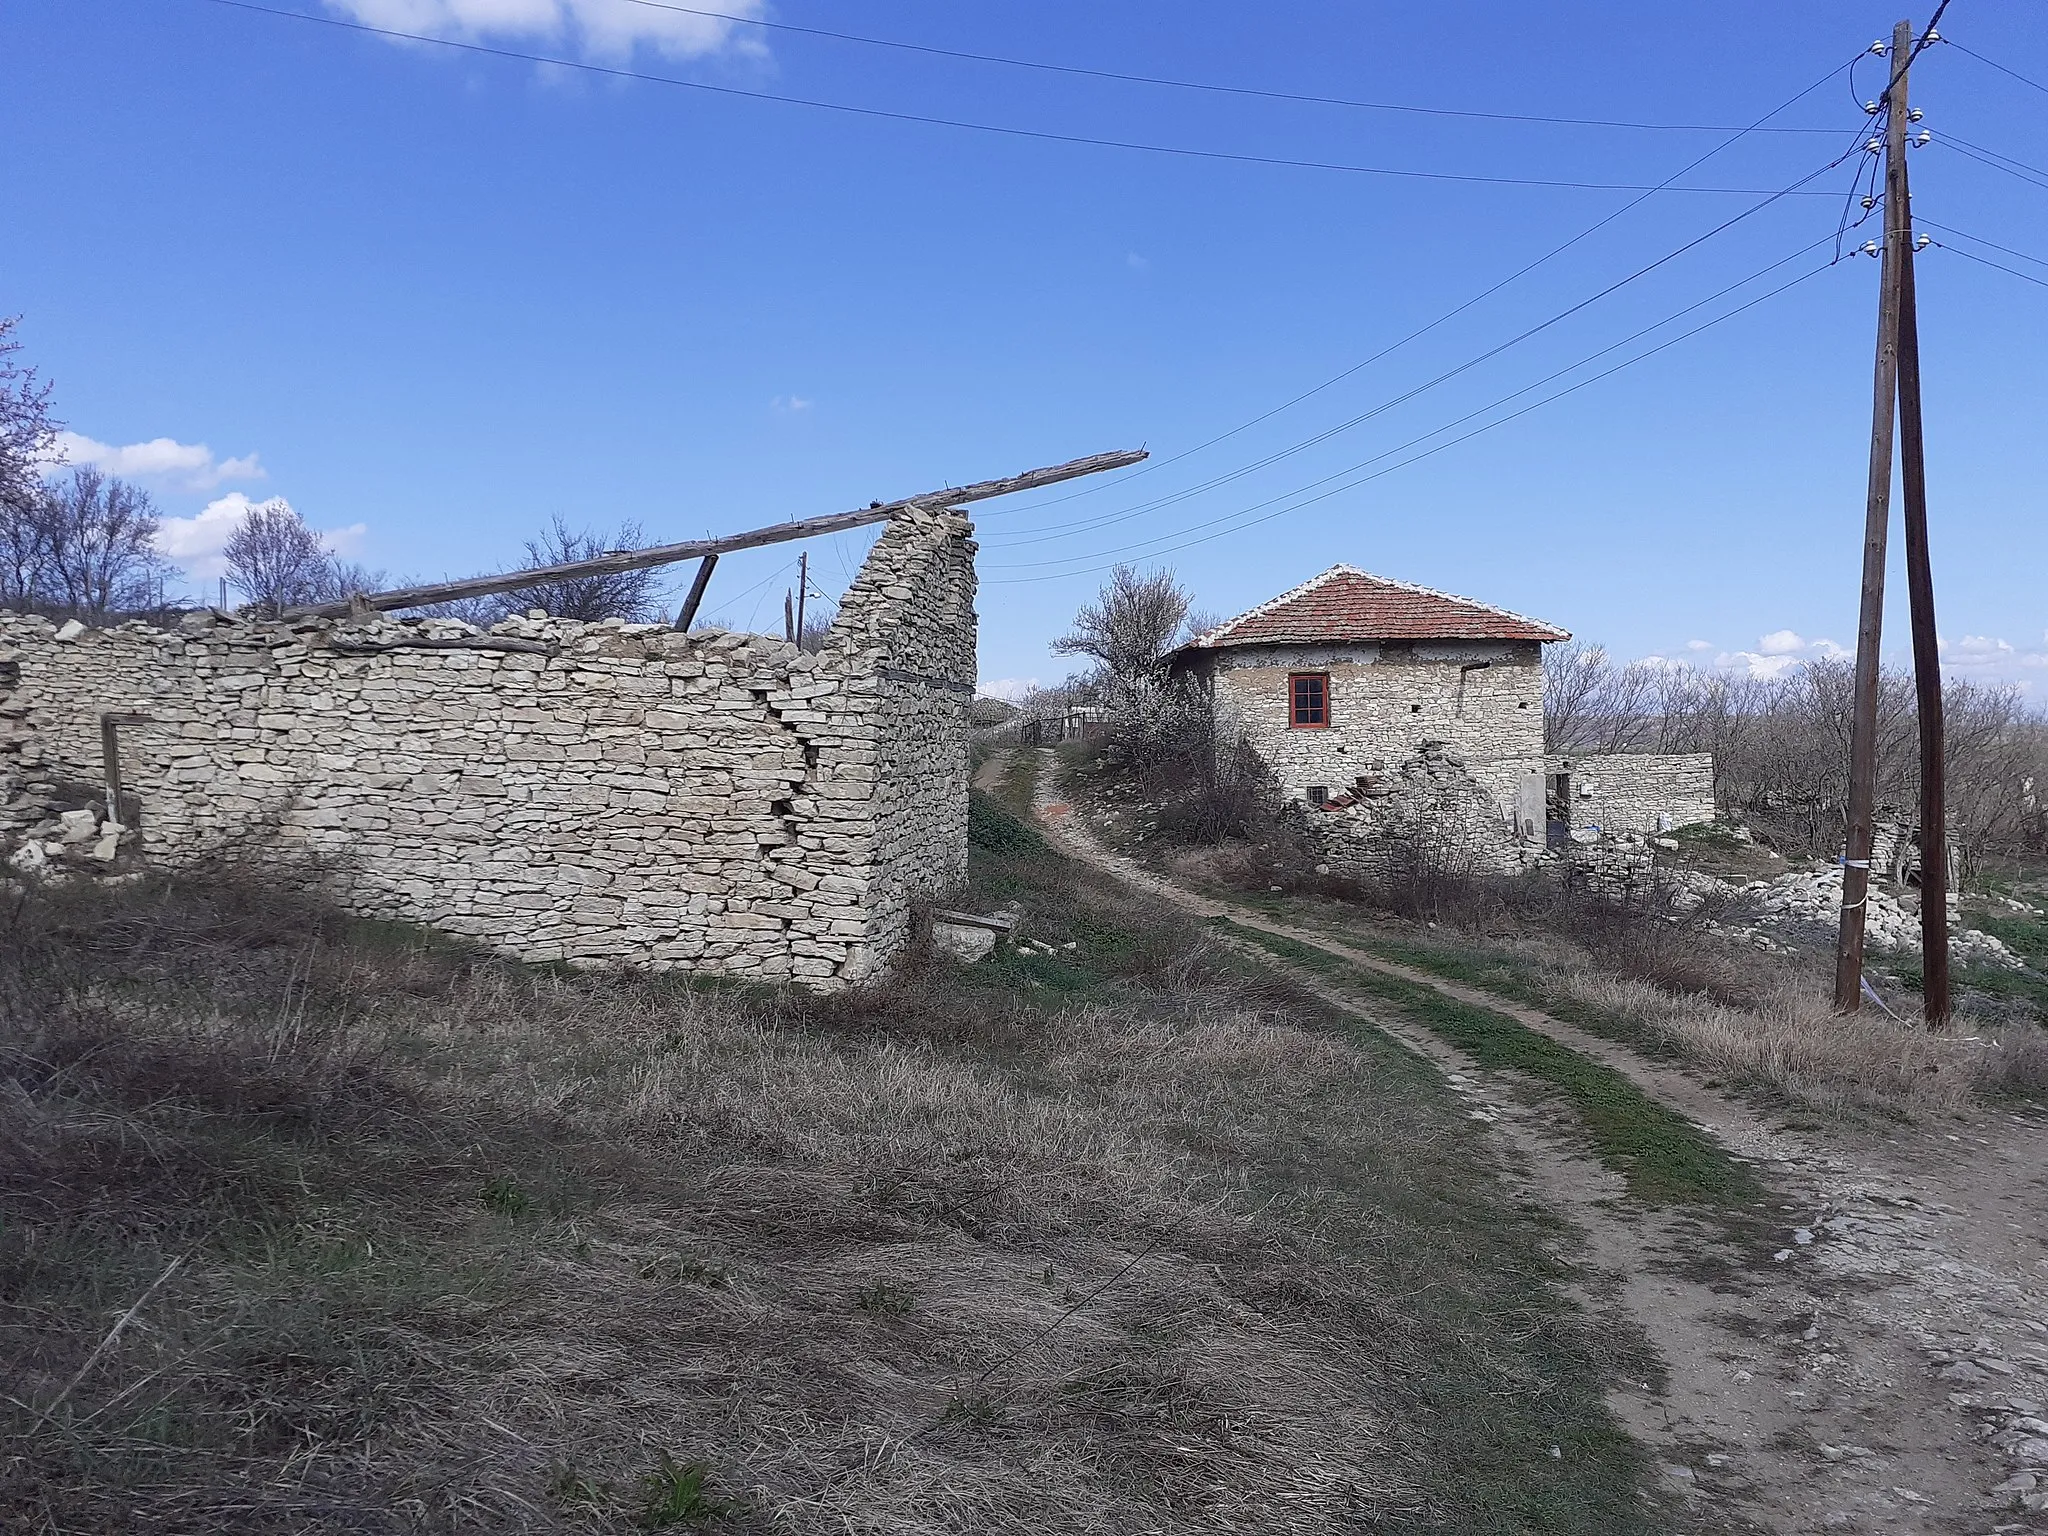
[0,836,1663,1534]
[1549,968,2026,1116]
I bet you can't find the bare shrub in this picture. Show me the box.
[492,516,661,622]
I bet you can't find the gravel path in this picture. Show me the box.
[1018,749,2048,1535]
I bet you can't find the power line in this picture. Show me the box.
[981,54,1869,523]
[985,261,1838,583]
[1947,39,2048,99]
[1927,240,2048,292]
[1915,217,2048,270]
[1938,138,2048,193]
[985,123,1874,549]
[607,0,1845,135]
[1938,132,2048,187]
[199,0,1849,197]
[991,233,1854,563]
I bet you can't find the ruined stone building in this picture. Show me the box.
[1169,564,1715,869]
[0,508,978,990]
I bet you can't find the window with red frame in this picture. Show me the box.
[1289,672,1329,728]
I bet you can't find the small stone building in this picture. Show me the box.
[1170,564,1716,865]
[1170,564,1567,839]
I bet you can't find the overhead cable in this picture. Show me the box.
[199,0,1851,196]
[985,263,1840,583]
[607,0,1845,135]
[990,233,1857,564]
[1916,217,2048,269]
[982,53,1870,523]
[1927,241,2048,292]
[1946,39,2048,99]
[986,118,1876,548]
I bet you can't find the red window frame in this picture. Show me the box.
[1289,671,1330,729]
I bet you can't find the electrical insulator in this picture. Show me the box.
[1869,39,1888,54]
[1861,240,1882,257]
[1864,138,1883,153]
[1915,233,1931,250]
[1912,130,1932,147]
[1864,100,1882,114]
[1925,29,1940,43]
[1861,195,1877,210]
[1908,107,1924,122]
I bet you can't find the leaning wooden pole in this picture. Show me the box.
[1834,18,1914,1014]
[1894,179,1951,1025]
[286,449,1147,620]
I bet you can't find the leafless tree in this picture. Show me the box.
[0,316,59,519]
[223,499,367,613]
[1542,640,1613,752]
[35,467,174,617]
[492,518,660,622]
[1054,564,1191,698]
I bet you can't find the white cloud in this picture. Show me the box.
[1937,633,2048,690]
[323,523,369,556]
[1756,629,1805,656]
[1126,252,1151,273]
[324,0,768,61]
[770,394,812,413]
[50,430,264,492]
[154,495,366,583]
[1685,639,1713,652]
[1716,630,1848,680]
[978,677,1040,702]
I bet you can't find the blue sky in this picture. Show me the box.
[5,0,2045,694]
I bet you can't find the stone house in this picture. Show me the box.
[1168,564,1715,859]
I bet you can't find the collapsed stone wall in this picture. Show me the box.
[1297,742,1524,883]
[0,509,977,990]
[1555,752,1716,835]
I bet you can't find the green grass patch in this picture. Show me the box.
[1218,920,1760,1210]
[1253,906,1685,1064]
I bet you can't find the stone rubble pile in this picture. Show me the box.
[1727,865,2024,969]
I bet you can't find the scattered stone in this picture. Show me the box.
[53,618,85,642]
[57,808,97,843]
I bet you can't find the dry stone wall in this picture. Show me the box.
[0,509,977,990]
[1555,752,1716,836]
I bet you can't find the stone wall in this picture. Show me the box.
[1196,638,1545,823]
[0,509,977,989]
[1298,742,1525,882]
[1553,752,1716,836]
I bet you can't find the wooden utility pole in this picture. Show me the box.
[1834,17,1915,1014]
[1895,175,1951,1024]
[794,550,809,648]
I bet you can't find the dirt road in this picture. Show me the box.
[1019,750,2048,1536]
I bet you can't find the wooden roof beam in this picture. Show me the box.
[286,448,1146,620]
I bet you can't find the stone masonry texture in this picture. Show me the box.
[1555,752,1716,836]
[1199,638,1547,818]
[0,509,977,991]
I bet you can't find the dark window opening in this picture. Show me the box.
[1289,672,1329,728]
[1307,785,1328,807]
[1410,703,1422,714]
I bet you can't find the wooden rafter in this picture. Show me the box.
[287,449,1146,620]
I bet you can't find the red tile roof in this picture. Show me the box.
[1183,564,1569,649]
